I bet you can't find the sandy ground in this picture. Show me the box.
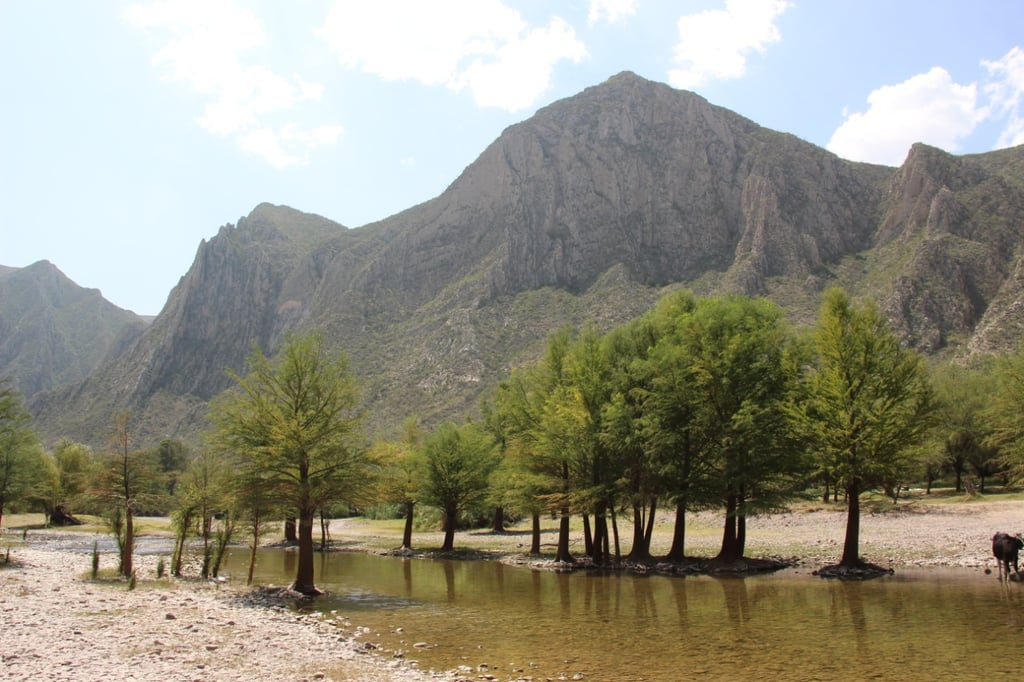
[3,495,1023,681]
[0,538,450,682]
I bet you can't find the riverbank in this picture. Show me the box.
[2,494,1023,680]
[0,536,452,682]
[335,493,1024,570]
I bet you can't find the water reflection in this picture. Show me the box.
[222,549,1024,680]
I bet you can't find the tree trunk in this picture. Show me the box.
[441,504,457,552]
[666,500,686,562]
[291,510,321,595]
[320,511,329,550]
[121,507,134,579]
[643,496,657,549]
[402,500,414,549]
[629,503,647,559]
[840,481,862,567]
[491,506,506,533]
[592,506,608,565]
[530,512,541,555]
[582,514,593,556]
[247,515,260,586]
[714,494,741,563]
[284,518,298,543]
[611,507,621,561]
[737,512,746,557]
[555,507,573,563]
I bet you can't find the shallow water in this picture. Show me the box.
[221,548,1024,681]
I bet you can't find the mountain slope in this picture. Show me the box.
[0,261,147,399]
[27,72,1024,449]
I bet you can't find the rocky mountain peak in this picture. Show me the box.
[21,75,1024,449]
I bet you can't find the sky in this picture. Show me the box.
[2,1,1023,316]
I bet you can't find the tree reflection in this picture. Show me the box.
[714,577,752,626]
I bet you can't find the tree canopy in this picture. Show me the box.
[790,288,934,571]
[208,331,368,595]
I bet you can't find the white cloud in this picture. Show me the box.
[588,0,637,26]
[827,67,983,166]
[668,0,790,90]
[319,0,587,112]
[238,128,300,169]
[983,46,1024,148]
[126,0,342,167]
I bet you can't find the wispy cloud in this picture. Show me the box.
[983,46,1024,148]
[668,0,791,89]
[828,47,1024,166]
[588,0,637,26]
[125,0,342,168]
[319,0,587,112]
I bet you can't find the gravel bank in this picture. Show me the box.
[0,536,451,682]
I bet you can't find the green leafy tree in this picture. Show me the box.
[930,362,993,492]
[154,439,190,497]
[791,289,934,571]
[497,327,578,563]
[676,296,807,563]
[93,412,163,578]
[0,378,43,528]
[174,448,233,578]
[371,416,424,550]
[417,421,499,552]
[486,370,558,556]
[634,291,716,561]
[985,348,1024,480]
[209,331,366,595]
[51,439,95,518]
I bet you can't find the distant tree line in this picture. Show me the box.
[4,287,1024,591]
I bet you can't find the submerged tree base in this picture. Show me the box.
[814,562,894,580]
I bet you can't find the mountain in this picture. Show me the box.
[0,260,147,400]
[26,72,1024,449]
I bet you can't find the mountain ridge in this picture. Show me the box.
[19,71,1024,449]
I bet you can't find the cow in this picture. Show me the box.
[992,532,1024,581]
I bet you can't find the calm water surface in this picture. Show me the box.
[221,548,1024,681]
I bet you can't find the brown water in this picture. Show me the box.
[222,548,1024,681]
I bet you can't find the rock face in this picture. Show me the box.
[0,260,146,399]
[25,72,1024,448]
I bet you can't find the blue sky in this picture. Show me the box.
[2,1,1022,316]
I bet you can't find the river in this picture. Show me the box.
[220,548,1020,681]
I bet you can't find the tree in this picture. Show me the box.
[209,331,366,595]
[416,421,499,552]
[371,417,424,550]
[174,449,233,578]
[791,288,933,572]
[930,362,992,492]
[93,412,163,578]
[154,439,190,497]
[634,291,715,561]
[676,296,807,564]
[0,378,43,528]
[985,348,1024,480]
[495,327,579,563]
[50,439,94,522]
